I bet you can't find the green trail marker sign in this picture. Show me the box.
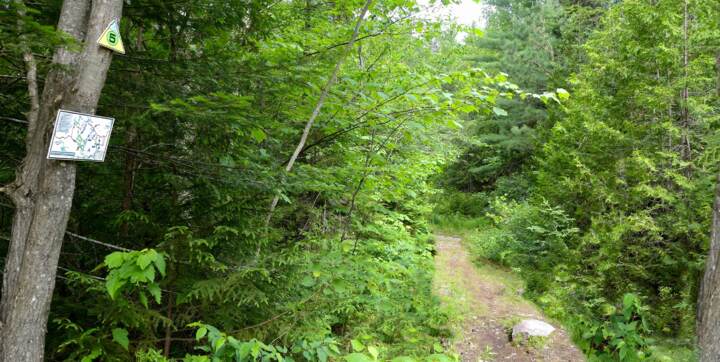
[97,19,125,54]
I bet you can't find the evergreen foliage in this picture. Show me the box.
[438,0,720,360]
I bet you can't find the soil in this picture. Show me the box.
[433,234,586,362]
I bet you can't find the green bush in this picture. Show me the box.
[431,191,489,218]
[577,294,654,361]
[459,197,667,360]
[474,197,578,294]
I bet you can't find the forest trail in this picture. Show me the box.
[433,234,585,362]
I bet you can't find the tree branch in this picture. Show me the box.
[15,0,40,134]
[65,231,133,252]
[303,14,412,57]
[22,52,39,127]
[0,116,29,124]
[265,0,374,226]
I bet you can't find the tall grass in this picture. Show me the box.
[430,214,489,236]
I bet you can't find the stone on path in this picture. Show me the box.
[511,319,556,340]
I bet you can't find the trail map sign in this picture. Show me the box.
[97,19,125,54]
[47,110,115,162]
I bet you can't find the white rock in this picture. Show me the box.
[511,319,556,340]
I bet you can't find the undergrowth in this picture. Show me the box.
[64,204,460,361]
[431,192,699,362]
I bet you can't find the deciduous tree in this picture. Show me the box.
[0,1,122,360]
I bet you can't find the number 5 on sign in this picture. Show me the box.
[97,19,125,54]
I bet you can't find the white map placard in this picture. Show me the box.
[47,110,115,162]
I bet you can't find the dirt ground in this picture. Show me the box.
[433,234,586,362]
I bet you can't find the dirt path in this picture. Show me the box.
[433,234,585,362]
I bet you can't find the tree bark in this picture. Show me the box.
[0,1,123,360]
[697,51,720,362]
[680,0,692,165]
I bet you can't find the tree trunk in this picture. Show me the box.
[680,0,692,165]
[697,52,720,362]
[120,126,137,238]
[0,1,123,360]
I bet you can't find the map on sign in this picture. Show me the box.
[47,110,115,162]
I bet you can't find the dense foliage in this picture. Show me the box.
[0,0,559,360]
[4,0,719,360]
[437,0,719,360]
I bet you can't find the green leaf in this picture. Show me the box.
[106,275,124,299]
[140,264,156,282]
[300,275,315,287]
[556,88,570,101]
[81,346,102,362]
[391,357,416,362]
[492,107,508,116]
[219,155,236,167]
[447,119,463,129]
[251,128,266,143]
[112,328,129,350]
[367,346,379,359]
[214,336,226,351]
[345,353,373,362]
[154,253,166,277]
[148,283,162,304]
[136,249,157,269]
[433,343,444,353]
[251,342,261,357]
[332,279,348,293]
[196,326,208,340]
[105,252,125,269]
[351,339,365,352]
[138,291,148,308]
[318,348,328,362]
[623,293,636,311]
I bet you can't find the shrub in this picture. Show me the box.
[476,197,578,294]
[577,294,654,361]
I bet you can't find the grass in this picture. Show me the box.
[430,214,490,237]
[647,340,698,362]
[500,316,523,332]
[479,345,496,361]
[431,238,481,330]
[472,258,525,302]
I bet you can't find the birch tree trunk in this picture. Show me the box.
[0,1,123,360]
[697,51,720,362]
